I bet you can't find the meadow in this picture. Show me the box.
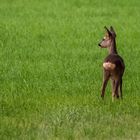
[0,0,140,139]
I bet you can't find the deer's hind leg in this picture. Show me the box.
[101,69,110,99]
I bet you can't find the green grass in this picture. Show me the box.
[0,0,140,139]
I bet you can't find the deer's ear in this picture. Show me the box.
[104,26,112,36]
[110,26,116,37]
[110,26,115,33]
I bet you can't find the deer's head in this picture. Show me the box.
[98,26,116,48]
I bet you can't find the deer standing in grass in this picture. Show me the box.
[98,26,125,100]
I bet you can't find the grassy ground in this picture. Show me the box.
[0,0,140,139]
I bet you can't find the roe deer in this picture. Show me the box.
[98,26,125,100]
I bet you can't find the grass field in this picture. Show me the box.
[0,0,140,139]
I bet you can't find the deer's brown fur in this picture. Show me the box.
[98,26,125,100]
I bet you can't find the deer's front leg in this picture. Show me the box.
[114,79,120,99]
[111,79,115,101]
[101,70,110,99]
[119,78,123,99]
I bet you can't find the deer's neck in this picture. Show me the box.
[108,39,118,54]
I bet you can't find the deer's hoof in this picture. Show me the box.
[101,94,104,99]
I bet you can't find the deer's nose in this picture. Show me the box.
[98,43,101,46]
